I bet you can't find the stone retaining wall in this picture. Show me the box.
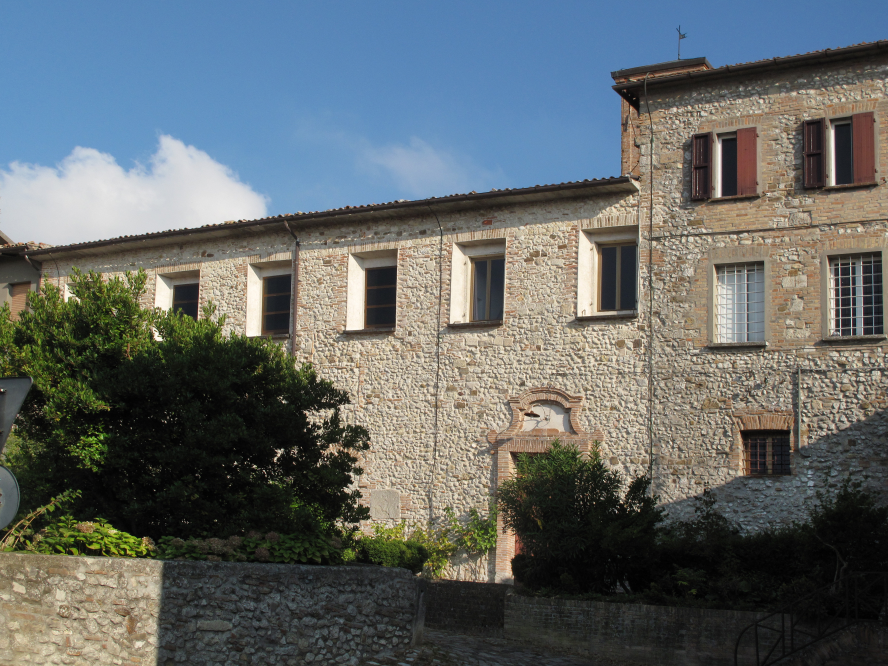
[425,580,509,635]
[0,553,424,665]
[504,594,759,666]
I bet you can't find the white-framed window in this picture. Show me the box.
[346,250,398,331]
[829,118,854,186]
[449,240,506,324]
[246,261,291,337]
[828,253,884,337]
[715,132,738,198]
[716,263,764,343]
[577,229,638,317]
[155,271,200,319]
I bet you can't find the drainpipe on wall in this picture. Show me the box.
[284,222,300,357]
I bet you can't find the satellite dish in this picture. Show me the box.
[0,377,31,530]
[0,466,19,530]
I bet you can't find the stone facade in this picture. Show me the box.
[24,41,888,584]
[0,552,424,665]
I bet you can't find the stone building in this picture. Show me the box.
[18,40,888,583]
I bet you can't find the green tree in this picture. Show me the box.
[497,441,662,593]
[0,270,370,538]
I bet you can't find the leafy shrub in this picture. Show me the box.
[7,515,155,558]
[0,269,370,538]
[356,537,428,573]
[155,531,342,565]
[498,441,662,593]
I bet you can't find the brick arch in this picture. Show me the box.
[729,410,796,472]
[487,386,588,444]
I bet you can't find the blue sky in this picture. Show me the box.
[1,1,885,244]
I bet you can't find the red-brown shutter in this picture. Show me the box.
[736,127,758,196]
[691,132,712,200]
[852,111,876,184]
[803,119,825,188]
[9,283,30,321]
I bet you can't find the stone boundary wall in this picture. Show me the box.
[0,553,424,665]
[424,580,509,635]
[504,594,760,666]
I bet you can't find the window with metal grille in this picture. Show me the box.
[743,431,791,476]
[471,256,505,322]
[829,253,884,337]
[716,263,764,343]
[261,274,291,335]
[599,242,637,312]
[365,266,397,328]
[172,283,199,320]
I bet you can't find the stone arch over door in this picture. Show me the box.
[486,386,603,583]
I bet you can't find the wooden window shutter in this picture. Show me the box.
[852,111,876,184]
[803,119,825,188]
[691,132,712,200]
[736,127,758,196]
[9,283,30,321]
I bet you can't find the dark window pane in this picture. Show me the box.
[489,258,505,320]
[172,283,199,320]
[366,306,396,327]
[747,436,767,475]
[366,286,396,307]
[599,246,618,311]
[472,259,489,321]
[772,435,791,475]
[263,312,289,334]
[834,123,853,185]
[265,274,291,295]
[367,266,397,288]
[721,137,738,196]
[264,294,291,313]
[175,301,199,320]
[619,245,637,311]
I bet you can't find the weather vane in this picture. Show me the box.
[677,26,687,60]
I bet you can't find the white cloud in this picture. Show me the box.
[359,136,502,199]
[0,135,269,246]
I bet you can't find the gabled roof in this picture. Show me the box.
[25,176,639,259]
[613,40,888,110]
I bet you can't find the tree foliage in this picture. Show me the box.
[497,441,662,593]
[0,269,370,539]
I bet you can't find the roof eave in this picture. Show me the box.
[26,177,639,260]
[613,40,888,104]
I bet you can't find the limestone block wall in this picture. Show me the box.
[0,553,423,665]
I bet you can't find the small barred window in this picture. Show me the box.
[743,431,791,476]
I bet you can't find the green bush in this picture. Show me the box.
[155,531,343,565]
[498,441,662,594]
[0,269,370,539]
[356,536,428,574]
[4,515,155,558]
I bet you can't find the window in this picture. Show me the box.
[449,240,506,325]
[261,274,291,336]
[598,243,637,312]
[804,113,876,188]
[743,431,791,476]
[691,127,757,200]
[716,263,764,343]
[8,282,30,321]
[828,253,883,337]
[471,256,505,322]
[346,250,398,331]
[171,283,199,319]
[365,266,397,328]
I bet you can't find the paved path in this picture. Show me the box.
[361,629,629,666]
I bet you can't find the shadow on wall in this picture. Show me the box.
[657,368,888,531]
[0,554,425,665]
